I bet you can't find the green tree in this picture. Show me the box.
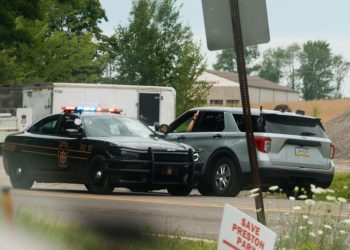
[110,0,210,115]
[258,47,286,83]
[284,43,301,90]
[0,0,107,84]
[212,46,260,74]
[298,41,334,100]
[332,55,350,98]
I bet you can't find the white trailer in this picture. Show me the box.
[0,108,32,152]
[0,83,176,126]
[52,83,176,126]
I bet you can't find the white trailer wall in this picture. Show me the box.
[52,83,176,125]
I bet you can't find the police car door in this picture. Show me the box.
[57,114,88,181]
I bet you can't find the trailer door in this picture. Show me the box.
[139,93,160,126]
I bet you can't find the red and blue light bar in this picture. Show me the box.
[61,106,123,114]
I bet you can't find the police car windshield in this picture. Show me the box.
[82,116,154,138]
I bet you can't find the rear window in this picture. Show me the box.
[233,114,327,138]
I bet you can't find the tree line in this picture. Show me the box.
[1,0,349,115]
[214,42,350,100]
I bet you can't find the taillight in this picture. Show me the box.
[330,143,335,159]
[254,137,271,153]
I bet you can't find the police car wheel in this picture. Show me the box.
[210,157,240,197]
[167,186,192,196]
[9,157,34,189]
[87,155,114,194]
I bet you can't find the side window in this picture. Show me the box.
[28,115,60,135]
[170,111,196,133]
[233,114,262,132]
[59,115,80,135]
[193,112,225,132]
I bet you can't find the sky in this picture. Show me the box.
[98,0,350,97]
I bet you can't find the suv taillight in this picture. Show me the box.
[330,143,335,159]
[254,137,271,153]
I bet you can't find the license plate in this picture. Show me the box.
[295,146,310,157]
[162,167,177,176]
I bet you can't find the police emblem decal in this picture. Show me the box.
[58,142,69,168]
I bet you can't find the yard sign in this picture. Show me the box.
[218,204,276,250]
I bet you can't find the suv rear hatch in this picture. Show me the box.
[258,114,332,170]
[233,113,332,170]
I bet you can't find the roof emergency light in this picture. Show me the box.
[61,106,123,114]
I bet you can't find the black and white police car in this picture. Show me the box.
[2,106,201,195]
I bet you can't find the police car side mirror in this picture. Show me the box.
[65,128,82,137]
[154,122,160,131]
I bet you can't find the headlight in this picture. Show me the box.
[120,149,140,159]
[108,148,140,159]
[193,152,199,162]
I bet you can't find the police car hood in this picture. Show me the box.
[95,137,192,151]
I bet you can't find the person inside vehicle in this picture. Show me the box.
[273,104,292,112]
[187,110,199,132]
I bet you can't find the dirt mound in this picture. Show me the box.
[324,110,350,160]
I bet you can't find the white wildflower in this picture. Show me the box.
[284,234,290,239]
[341,219,350,224]
[294,186,299,192]
[311,187,325,194]
[299,226,306,230]
[324,224,332,230]
[305,199,315,206]
[337,197,347,203]
[326,195,336,201]
[326,189,335,193]
[310,184,316,190]
[293,206,302,211]
[249,193,259,198]
[307,220,314,225]
[317,230,323,235]
[298,194,308,200]
[249,188,260,194]
[309,232,316,238]
[340,230,347,235]
[302,215,309,220]
[268,185,279,192]
[289,196,296,201]
[284,212,290,215]
[343,185,348,190]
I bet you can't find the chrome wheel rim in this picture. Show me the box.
[215,164,231,191]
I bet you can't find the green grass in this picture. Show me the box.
[8,211,217,250]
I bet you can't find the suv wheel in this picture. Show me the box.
[210,157,240,197]
[86,155,114,194]
[9,156,34,189]
[167,186,192,196]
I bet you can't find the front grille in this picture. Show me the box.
[153,151,190,163]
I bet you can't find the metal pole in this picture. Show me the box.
[2,187,13,225]
[229,0,266,225]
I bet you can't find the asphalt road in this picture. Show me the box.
[1,156,350,240]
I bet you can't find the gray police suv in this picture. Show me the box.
[159,107,335,197]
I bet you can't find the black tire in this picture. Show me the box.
[9,156,34,189]
[167,186,192,196]
[197,181,212,196]
[86,155,114,194]
[209,157,240,197]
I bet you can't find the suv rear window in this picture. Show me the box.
[233,114,327,138]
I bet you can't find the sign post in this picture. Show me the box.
[202,0,270,224]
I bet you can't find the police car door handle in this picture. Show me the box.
[177,135,186,140]
[213,134,222,138]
